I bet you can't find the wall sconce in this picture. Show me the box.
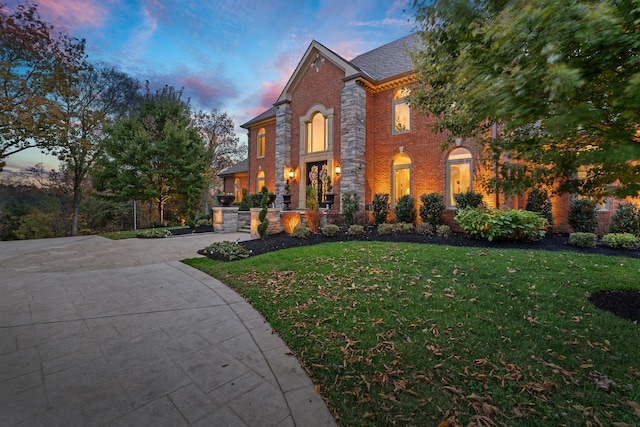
[335,164,341,175]
[288,168,295,179]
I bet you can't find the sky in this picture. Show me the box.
[2,0,416,174]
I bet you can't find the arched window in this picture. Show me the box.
[392,153,412,205]
[257,128,266,158]
[392,88,411,134]
[446,148,473,207]
[256,171,265,193]
[306,112,328,153]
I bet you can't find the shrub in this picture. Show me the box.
[306,185,319,209]
[436,224,451,238]
[415,222,434,235]
[195,218,210,227]
[203,241,250,261]
[569,232,597,248]
[354,210,372,227]
[395,195,417,224]
[602,233,639,250]
[257,186,269,239]
[137,229,172,238]
[292,225,311,238]
[238,188,253,211]
[455,207,546,242]
[322,224,340,237]
[342,192,360,226]
[526,188,553,226]
[377,223,396,235]
[419,193,446,229]
[325,210,344,226]
[454,191,483,210]
[281,212,301,235]
[396,222,414,233]
[346,224,365,237]
[568,199,598,233]
[609,202,640,236]
[305,209,322,233]
[371,193,390,225]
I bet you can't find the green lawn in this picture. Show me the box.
[184,241,640,426]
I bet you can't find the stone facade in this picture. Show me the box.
[340,81,367,209]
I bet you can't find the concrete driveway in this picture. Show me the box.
[0,233,336,426]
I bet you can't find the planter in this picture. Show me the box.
[282,194,292,210]
[324,193,335,210]
[253,193,276,207]
[216,195,235,207]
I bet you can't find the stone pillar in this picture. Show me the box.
[212,206,239,233]
[275,103,292,209]
[340,81,366,210]
[250,208,283,239]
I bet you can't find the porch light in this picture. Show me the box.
[335,164,341,175]
[288,168,295,179]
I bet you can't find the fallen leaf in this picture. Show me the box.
[624,399,640,417]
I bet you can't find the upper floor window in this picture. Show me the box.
[257,128,266,158]
[393,88,411,134]
[306,112,328,153]
[446,147,473,207]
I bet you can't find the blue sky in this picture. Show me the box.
[3,0,415,173]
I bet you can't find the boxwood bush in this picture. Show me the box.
[602,233,638,249]
[569,232,597,248]
[568,199,597,233]
[371,193,390,225]
[321,224,340,237]
[395,195,417,224]
[419,193,446,229]
[455,207,546,242]
[609,202,640,236]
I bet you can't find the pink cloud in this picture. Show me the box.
[177,75,238,109]
[34,0,107,30]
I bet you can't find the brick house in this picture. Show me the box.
[231,34,623,234]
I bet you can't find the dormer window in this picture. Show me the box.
[392,88,411,134]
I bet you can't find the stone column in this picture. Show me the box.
[340,81,366,210]
[275,103,292,209]
[212,206,239,233]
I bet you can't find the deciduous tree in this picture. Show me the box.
[0,3,86,170]
[191,108,245,209]
[49,63,139,235]
[411,0,640,199]
[95,84,210,226]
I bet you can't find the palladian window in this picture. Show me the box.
[446,148,473,207]
[392,153,412,205]
[306,112,328,153]
[392,88,411,134]
[257,128,266,158]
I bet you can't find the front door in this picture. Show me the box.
[306,161,328,208]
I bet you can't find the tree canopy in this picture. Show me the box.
[0,3,86,170]
[411,0,640,199]
[50,63,139,235]
[95,84,211,225]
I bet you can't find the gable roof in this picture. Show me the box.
[350,33,421,83]
[240,106,276,129]
[275,39,360,106]
[218,158,248,176]
[242,33,421,128]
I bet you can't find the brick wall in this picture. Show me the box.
[247,121,277,193]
